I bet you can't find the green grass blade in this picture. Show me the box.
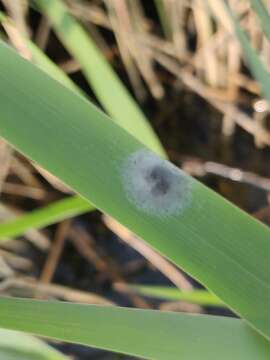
[224,2,270,105]
[33,0,164,156]
[0,195,93,241]
[1,41,270,340]
[129,285,224,307]
[154,0,171,38]
[0,328,68,360]
[250,0,270,41]
[1,298,270,360]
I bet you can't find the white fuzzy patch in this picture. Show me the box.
[121,149,192,217]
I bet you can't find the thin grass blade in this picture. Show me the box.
[0,195,93,241]
[129,285,224,307]
[154,0,171,38]
[224,1,270,105]
[250,0,270,41]
[33,0,164,155]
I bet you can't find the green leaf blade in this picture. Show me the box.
[250,0,270,42]
[1,298,270,360]
[224,1,270,106]
[0,195,93,240]
[130,285,224,307]
[0,40,270,340]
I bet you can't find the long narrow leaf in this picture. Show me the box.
[250,0,270,41]
[154,0,171,38]
[0,195,93,241]
[129,285,224,307]
[1,41,270,339]
[224,1,270,105]
[1,298,270,360]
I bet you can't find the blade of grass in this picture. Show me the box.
[223,1,270,105]
[1,41,270,340]
[33,0,164,156]
[154,0,171,38]
[1,297,270,360]
[250,0,270,41]
[0,195,93,241]
[129,285,224,307]
[0,328,68,360]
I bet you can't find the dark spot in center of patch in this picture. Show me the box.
[147,165,171,196]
